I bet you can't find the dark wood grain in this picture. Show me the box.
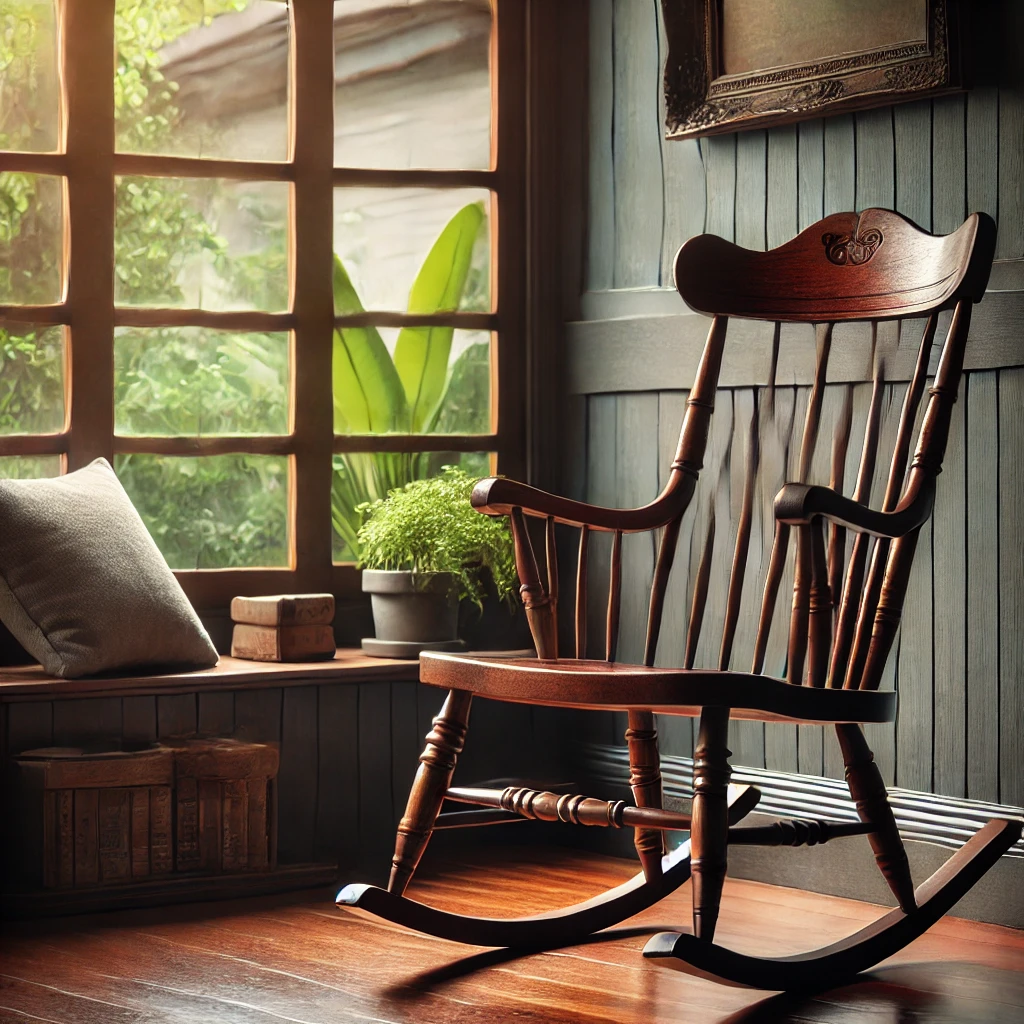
[2,845,1023,1024]
[674,211,995,323]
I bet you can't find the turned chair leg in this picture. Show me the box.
[389,689,473,896]
[625,709,665,880]
[836,723,916,913]
[691,706,732,942]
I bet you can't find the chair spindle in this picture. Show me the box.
[575,526,589,659]
[606,529,623,662]
[858,302,972,691]
[644,515,683,667]
[684,504,715,670]
[806,518,832,687]
[787,323,833,684]
[828,359,886,687]
[843,314,938,689]
[510,506,557,659]
[827,387,854,611]
[720,397,759,670]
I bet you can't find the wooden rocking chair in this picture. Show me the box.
[338,208,1022,989]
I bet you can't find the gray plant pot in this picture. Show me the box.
[361,569,466,659]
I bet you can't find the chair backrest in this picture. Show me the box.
[568,209,995,691]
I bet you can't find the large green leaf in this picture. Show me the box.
[393,202,485,433]
[332,254,409,433]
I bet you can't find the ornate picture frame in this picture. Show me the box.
[661,0,965,139]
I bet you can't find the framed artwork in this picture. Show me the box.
[661,0,966,139]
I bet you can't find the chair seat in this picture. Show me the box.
[419,653,896,725]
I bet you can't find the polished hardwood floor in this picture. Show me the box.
[1,845,1022,1023]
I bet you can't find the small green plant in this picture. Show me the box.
[357,466,517,609]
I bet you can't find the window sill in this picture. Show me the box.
[0,648,419,700]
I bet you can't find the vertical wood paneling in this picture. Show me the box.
[702,135,736,240]
[688,389,734,674]
[316,683,359,866]
[898,504,933,790]
[615,393,659,664]
[197,691,234,737]
[996,0,1024,259]
[234,689,282,744]
[764,383,805,774]
[864,377,903,787]
[932,396,966,796]
[7,702,52,756]
[53,698,121,748]
[657,4,704,282]
[390,681,420,828]
[966,88,999,224]
[999,367,1024,806]
[894,100,932,230]
[357,682,393,864]
[727,388,765,770]
[157,694,197,741]
[612,0,664,286]
[966,373,1000,803]
[766,125,798,249]
[855,108,894,211]
[277,686,319,864]
[122,696,156,744]
[822,115,855,216]
[734,131,767,250]
[587,0,615,289]
[797,120,824,232]
[932,95,966,236]
[655,390,693,757]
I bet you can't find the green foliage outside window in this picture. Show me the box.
[0,1,492,569]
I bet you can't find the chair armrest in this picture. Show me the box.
[471,477,686,533]
[773,481,935,539]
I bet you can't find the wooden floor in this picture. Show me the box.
[2,846,1023,1023]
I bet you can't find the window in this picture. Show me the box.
[0,0,526,609]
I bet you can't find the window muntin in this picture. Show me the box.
[0,0,520,605]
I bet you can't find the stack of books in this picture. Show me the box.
[229,593,336,662]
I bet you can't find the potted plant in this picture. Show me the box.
[358,466,517,658]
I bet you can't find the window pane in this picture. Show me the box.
[333,326,489,434]
[0,455,61,479]
[115,328,288,436]
[115,177,288,310]
[0,325,64,434]
[333,188,490,312]
[332,450,490,562]
[0,0,59,152]
[333,0,491,170]
[115,0,288,161]
[116,454,289,569]
[0,172,62,303]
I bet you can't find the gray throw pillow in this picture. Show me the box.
[0,458,219,678]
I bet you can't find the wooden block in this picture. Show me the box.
[15,746,174,790]
[231,624,336,662]
[230,593,335,628]
[98,789,131,883]
[130,788,150,879]
[74,789,99,887]
[150,786,173,875]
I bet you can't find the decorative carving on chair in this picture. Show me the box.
[822,228,883,266]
